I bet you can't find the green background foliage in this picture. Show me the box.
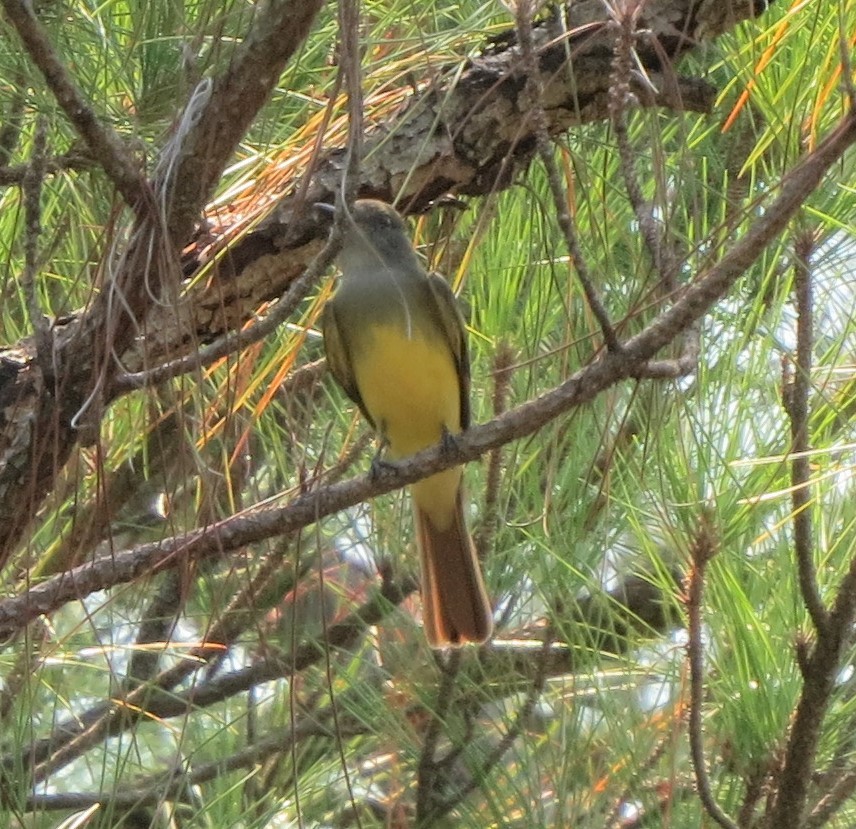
[0,0,855,826]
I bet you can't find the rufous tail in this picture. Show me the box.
[415,487,492,647]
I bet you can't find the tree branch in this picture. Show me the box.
[10,0,762,390]
[8,568,676,787]
[516,0,620,351]
[685,518,739,829]
[770,215,856,828]
[26,574,413,783]
[22,712,368,814]
[783,228,828,633]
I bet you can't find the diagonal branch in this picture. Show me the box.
[44,0,769,392]
[0,576,411,783]
[625,112,856,360]
[148,0,327,242]
[9,569,674,787]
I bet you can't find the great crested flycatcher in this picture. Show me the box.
[319,199,493,647]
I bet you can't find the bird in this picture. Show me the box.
[319,199,492,647]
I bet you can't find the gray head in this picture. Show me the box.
[316,199,420,274]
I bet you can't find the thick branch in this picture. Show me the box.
[152,0,328,241]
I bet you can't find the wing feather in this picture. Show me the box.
[426,272,471,430]
[322,301,375,428]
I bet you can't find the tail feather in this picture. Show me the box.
[415,488,492,647]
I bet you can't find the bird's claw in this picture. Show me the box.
[369,455,397,481]
[440,427,461,458]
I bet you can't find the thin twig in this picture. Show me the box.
[783,228,828,634]
[0,619,48,723]
[122,569,185,689]
[473,342,514,560]
[320,0,365,824]
[113,237,340,391]
[337,0,363,208]
[685,517,739,829]
[607,0,678,293]
[416,650,463,822]
[0,76,25,164]
[20,115,53,374]
[0,148,95,186]
[805,768,856,829]
[515,0,621,352]
[605,699,686,827]
[426,627,554,822]
[838,8,855,108]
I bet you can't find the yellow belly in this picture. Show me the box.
[353,323,462,529]
[354,324,461,456]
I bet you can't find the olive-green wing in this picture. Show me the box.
[426,272,471,430]
[322,301,376,429]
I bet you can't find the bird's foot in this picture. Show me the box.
[440,426,462,458]
[369,440,396,481]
